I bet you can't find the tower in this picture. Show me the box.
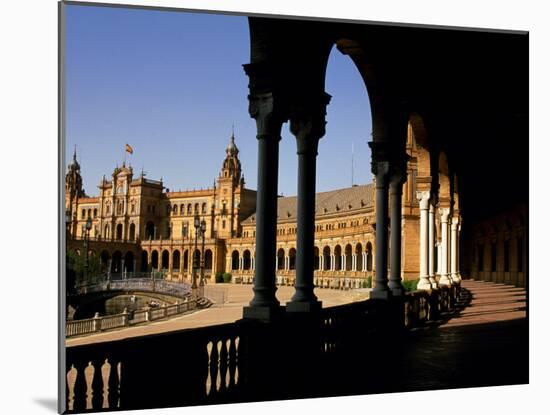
[215,130,244,238]
[65,147,85,212]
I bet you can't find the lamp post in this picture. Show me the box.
[199,219,207,294]
[192,213,200,296]
[82,217,92,285]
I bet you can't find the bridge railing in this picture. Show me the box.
[73,278,192,298]
[66,299,198,338]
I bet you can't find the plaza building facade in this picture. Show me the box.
[66,126,526,289]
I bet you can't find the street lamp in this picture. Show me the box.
[192,213,200,292]
[82,217,93,285]
[199,219,207,289]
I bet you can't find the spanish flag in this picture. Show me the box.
[125,143,134,154]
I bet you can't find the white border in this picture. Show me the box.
[0,0,547,414]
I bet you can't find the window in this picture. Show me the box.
[504,240,510,272]
[202,202,207,214]
[187,204,192,214]
[93,208,98,218]
[222,220,226,229]
[81,209,85,219]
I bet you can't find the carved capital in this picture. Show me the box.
[416,190,431,210]
[248,92,287,140]
[289,92,331,155]
[439,207,450,223]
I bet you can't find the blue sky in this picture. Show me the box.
[65,4,372,197]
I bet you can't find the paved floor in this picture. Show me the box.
[67,284,369,347]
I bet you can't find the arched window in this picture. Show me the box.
[187,204,192,214]
[323,246,331,271]
[205,249,213,270]
[288,248,296,270]
[81,209,85,219]
[355,243,363,271]
[202,202,207,214]
[334,245,342,271]
[173,250,181,271]
[161,250,170,270]
[172,204,178,214]
[231,251,239,270]
[366,242,373,272]
[277,248,285,270]
[314,247,320,270]
[116,223,123,240]
[93,208,98,218]
[243,250,251,270]
[129,223,136,240]
[180,204,185,214]
[344,244,353,271]
[194,203,199,213]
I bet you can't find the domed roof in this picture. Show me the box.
[68,147,80,171]
[226,128,239,155]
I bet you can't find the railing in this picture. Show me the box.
[64,282,461,412]
[66,299,197,337]
[73,277,191,298]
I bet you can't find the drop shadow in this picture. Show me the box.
[34,397,57,412]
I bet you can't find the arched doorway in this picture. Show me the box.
[116,223,123,240]
[111,251,122,274]
[366,242,373,272]
[323,246,331,271]
[140,250,148,272]
[205,249,213,271]
[314,246,320,270]
[100,250,110,272]
[173,250,181,272]
[355,243,363,271]
[243,250,251,270]
[344,244,353,271]
[334,245,342,271]
[124,251,134,272]
[161,250,169,270]
[151,250,159,270]
[231,250,239,270]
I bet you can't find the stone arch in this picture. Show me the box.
[334,245,342,271]
[355,243,363,271]
[231,250,240,271]
[116,223,123,240]
[140,250,148,272]
[323,246,331,271]
[205,249,213,271]
[288,247,296,270]
[173,250,181,271]
[151,250,159,270]
[366,242,373,272]
[161,250,169,270]
[129,223,136,240]
[100,250,110,272]
[124,251,134,272]
[243,249,251,270]
[344,244,353,271]
[111,250,122,274]
[277,248,285,270]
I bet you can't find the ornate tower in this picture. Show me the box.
[215,130,244,238]
[65,148,85,212]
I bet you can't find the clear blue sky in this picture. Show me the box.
[65,4,372,197]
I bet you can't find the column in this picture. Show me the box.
[439,208,452,285]
[428,202,437,288]
[342,254,347,271]
[287,96,329,312]
[368,142,392,299]
[388,166,406,295]
[362,252,367,271]
[319,255,324,272]
[451,216,460,283]
[285,256,289,271]
[352,254,357,271]
[243,92,285,321]
[275,255,279,272]
[417,191,432,290]
[331,255,335,271]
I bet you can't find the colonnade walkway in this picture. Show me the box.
[363,279,528,395]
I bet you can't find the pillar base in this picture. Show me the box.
[370,289,392,300]
[242,305,285,322]
[390,287,405,296]
[285,300,322,313]
[417,278,432,291]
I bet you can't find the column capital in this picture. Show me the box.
[416,190,431,210]
[248,92,287,140]
[289,92,332,155]
[451,216,460,227]
[439,207,450,222]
